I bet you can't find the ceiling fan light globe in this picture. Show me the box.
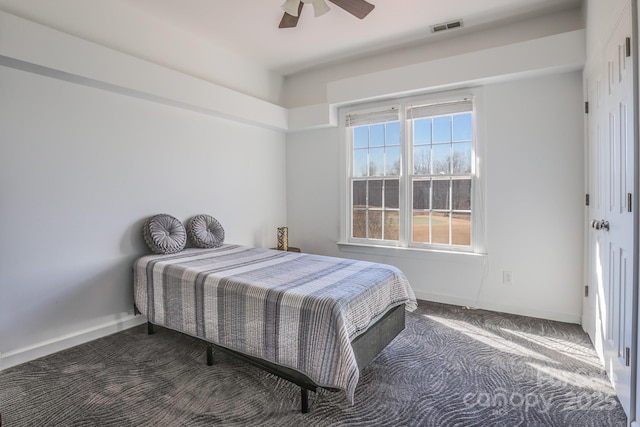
[311,0,330,17]
[282,0,301,16]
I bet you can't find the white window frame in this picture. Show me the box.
[338,88,486,256]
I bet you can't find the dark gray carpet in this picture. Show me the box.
[0,301,627,426]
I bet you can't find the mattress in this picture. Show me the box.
[133,244,417,401]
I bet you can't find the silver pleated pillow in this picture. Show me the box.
[188,214,225,248]
[143,214,187,254]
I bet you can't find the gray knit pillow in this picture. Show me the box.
[143,214,187,254]
[188,214,225,248]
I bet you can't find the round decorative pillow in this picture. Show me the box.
[143,214,187,254]
[188,214,225,248]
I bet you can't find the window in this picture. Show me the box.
[351,116,401,242]
[343,91,482,252]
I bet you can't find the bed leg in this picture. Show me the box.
[207,344,214,366]
[301,388,309,413]
[147,322,155,335]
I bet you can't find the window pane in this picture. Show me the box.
[353,210,367,238]
[452,142,472,174]
[353,180,366,208]
[432,180,450,210]
[386,122,401,146]
[353,149,368,177]
[452,212,471,246]
[369,147,384,176]
[453,113,472,142]
[413,180,430,210]
[354,126,369,148]
[384,179,399,209]
[433,116,452,143]
[368,210,383,239]
[432,211,450,244]
[386,145,400,176]
[414,119,432,144]
[452,179,471,210]
[370,124,384,147]
[368,180,383,208]
[414,145,431,174]
[412,212,430,243]
[384,210,399,240]
[432,144,451,174]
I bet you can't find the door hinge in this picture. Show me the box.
[626,347,631,366]
[585,101,589,114]
[628,193,632,212]
[584,285,589,297]
[586,194,590,206]
[626,37,632,57]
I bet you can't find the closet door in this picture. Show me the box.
[586,2,635,417]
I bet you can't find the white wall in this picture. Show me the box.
[286,71,584,323]
[481,72,584,321]
[0,0,283,104]
[0,56,286,366]
[284,7,585,323]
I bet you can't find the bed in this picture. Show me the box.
[133,244,417,412]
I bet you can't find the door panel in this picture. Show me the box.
[585,2,634,418]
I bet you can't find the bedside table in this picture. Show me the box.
[272,247,301,253]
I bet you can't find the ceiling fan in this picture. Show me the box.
[279,0,375,28]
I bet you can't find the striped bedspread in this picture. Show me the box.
[133,245,417,402]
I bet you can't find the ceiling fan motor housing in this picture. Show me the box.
[306,0,331,17]
[280,0,374,27]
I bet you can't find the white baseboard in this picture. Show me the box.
[414,290,582,324]
[0,294,581,371]
[414,290,478,310]
[0,313,147,371]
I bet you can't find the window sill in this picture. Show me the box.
[337,241,487,262]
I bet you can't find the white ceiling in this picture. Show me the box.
[0,0,583,76]
[124,0,583,74]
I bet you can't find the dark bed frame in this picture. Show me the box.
[140,304,406,413]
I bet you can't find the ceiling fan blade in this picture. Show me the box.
[279,2,304,28]
[327,0,374,19]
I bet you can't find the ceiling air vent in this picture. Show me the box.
[430,19,463,33]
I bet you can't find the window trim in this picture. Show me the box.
[339,88,486,255]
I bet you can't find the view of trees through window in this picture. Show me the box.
[411,112,472,246]
[350,104,473,247]
[352,121,400,241]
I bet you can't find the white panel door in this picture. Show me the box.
[586,3,634,417]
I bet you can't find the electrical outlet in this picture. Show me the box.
[503,271,513,285]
